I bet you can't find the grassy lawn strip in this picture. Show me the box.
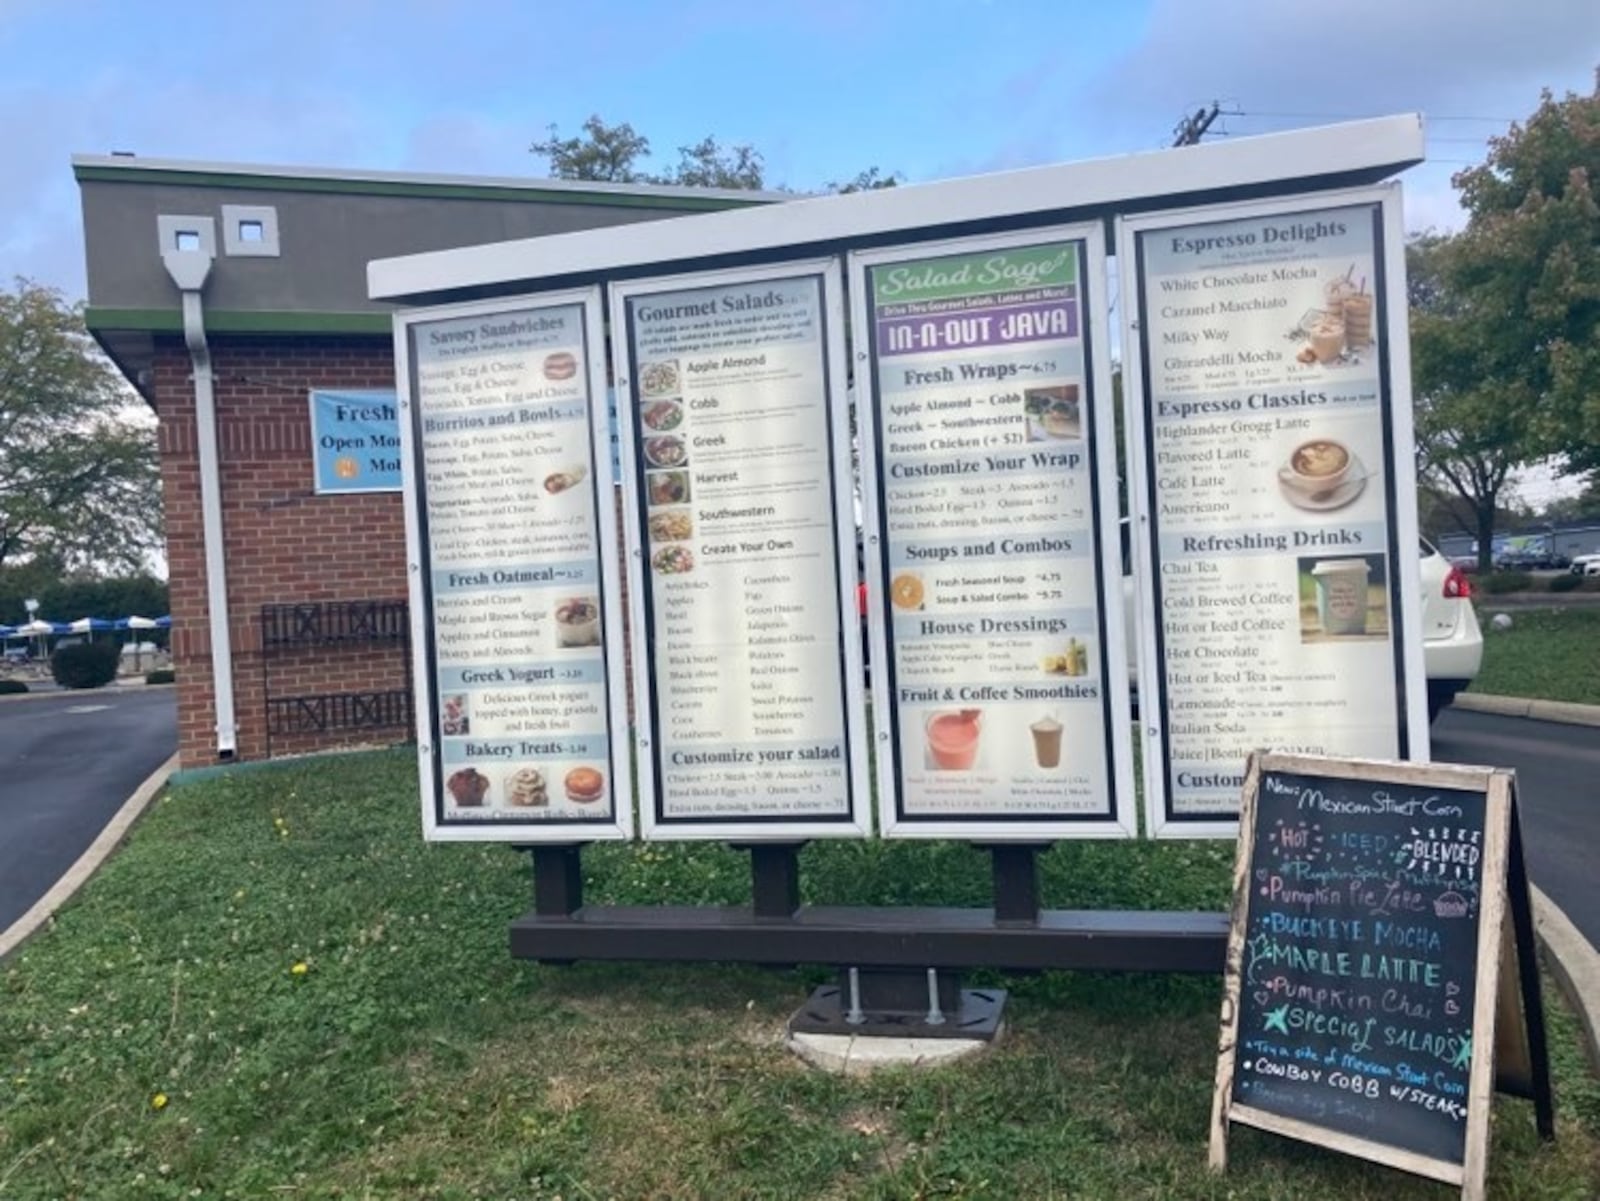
[1469,607,1600,706]
[1,749,1595,1198]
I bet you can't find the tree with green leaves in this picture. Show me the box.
[1450,75,1600,477]
[0,279,162,575]
[1407,75,1599,570]
[531,114,900,193]
[1407,234,1543,570]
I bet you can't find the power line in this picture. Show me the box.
[1233,109,1515,124]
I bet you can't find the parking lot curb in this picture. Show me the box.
[1533,885,1600,1077]
[0,752,177,962]
[1452,692,1600,728]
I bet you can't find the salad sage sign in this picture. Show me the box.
[1209,752,1551,1199]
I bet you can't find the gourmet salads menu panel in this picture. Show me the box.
[1128,202,1413,828]
[857,234,1131,835]
[616,264,865,836]
[405,295,627,839]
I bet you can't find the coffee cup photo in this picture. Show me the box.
[1280,438,1351,491]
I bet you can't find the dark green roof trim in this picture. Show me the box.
[86,307,395,336]
[73,164,773,211]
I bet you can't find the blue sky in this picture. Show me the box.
[2,0,1597,300]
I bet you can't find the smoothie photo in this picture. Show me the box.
[925,709,982,770]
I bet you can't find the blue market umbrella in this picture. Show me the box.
[155,616,172,629]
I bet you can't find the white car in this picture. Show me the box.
[1570,552,1600,577]
[1122,531,1482,724]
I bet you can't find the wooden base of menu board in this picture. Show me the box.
[1208,752,1553,1201]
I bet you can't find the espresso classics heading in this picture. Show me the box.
[1169,219,1348,257]
[427,314,567,346]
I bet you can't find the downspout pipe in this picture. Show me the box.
[162,240,237,758]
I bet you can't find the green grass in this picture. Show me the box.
[2,749,1596,1198]
[1469,608,1600,706]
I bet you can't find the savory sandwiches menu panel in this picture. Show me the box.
[1124,199,1420,833]
[854,231,1133,837]
[402,292,629,840]
[614,263,868,839]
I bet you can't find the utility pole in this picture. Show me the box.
[1172,103,1221,147]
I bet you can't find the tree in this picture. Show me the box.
[669,135,765,190]
[530,115,653,183]
[1450,75,1600,477]
[1407,235,1543,571]
[0,279,162,574]
[531,114,898,194]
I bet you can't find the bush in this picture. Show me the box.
[1548,573,1583,593]
[0,679,28,695]
[51,641,121,689]
[1480,570,1533,594]
[144,668,175,685]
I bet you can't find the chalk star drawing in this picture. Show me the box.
[1263,1005,1290,1034]
[1450,1033,1473,1072]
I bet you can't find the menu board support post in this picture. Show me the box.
[736,842,805,919]
[525,844,586,919]
[980,843,1049,925]
[788,967,1007,1042]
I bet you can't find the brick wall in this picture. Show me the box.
[156,334,636,769]
[155,334,408,767]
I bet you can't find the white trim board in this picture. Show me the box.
[369,117,1425,302]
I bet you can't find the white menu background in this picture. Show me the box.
[1126,198,1419,832]
[615,264,867,837]
[403,294,628,839]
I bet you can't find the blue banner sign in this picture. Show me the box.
[310,390,402,493]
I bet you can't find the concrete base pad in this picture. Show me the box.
[787,1026,1003,1076]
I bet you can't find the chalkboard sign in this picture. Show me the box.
[1209,752,1550,1200]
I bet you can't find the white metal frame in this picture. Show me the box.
[609,258,872,841]
[1117,184,1429,839]
[307,388,403,495]
[392,288,634,842]
[370,117,1424,303]
[849,225,1137,840]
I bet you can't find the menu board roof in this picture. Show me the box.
[369,116,1425,305]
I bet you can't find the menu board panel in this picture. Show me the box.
[854,229,1134,838]
[400,292,630,841]
[613,262,868,839]
[1124,195,1424,833]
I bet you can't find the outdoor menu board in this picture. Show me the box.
[1122,192,1424,835]
[612,262,868,839]
[398,291,630,841]
[1211,753,1543,1197]
[852,229,1134,838]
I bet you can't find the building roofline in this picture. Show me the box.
[71,154,792,210]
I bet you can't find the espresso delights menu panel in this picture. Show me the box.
[402,292,630,841]
[613,262,869,839]
[1225,762,1498,1169]
[1125,198,1419,831]
[854,230,1133,838]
